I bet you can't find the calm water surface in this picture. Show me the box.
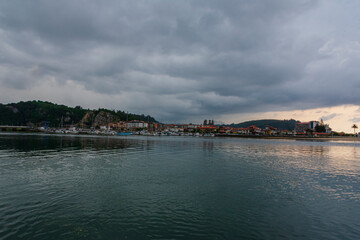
[0,133,359,239]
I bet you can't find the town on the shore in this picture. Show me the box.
[2,101,359,137]
[2,118,358,138]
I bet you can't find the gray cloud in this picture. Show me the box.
[321,113,338,121]
[0,0,359,122]
[350,118,360,123]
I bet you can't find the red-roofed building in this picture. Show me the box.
[262,125,277,135]
[219,126,234,134]
[248,125,261,135]
[280,130,293,136]
[198,125,219,133]
[237,127,250,135]
[314,132,331,136]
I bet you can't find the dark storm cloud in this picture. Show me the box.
[0,0,359,121]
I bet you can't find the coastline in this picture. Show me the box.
[216,134,360,141]
[1,131,360,142]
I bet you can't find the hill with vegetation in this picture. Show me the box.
[0,101,157,128]
[226,119,300,130]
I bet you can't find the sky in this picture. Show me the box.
[0,0,359,132]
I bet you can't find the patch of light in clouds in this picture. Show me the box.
[220,105,360,133]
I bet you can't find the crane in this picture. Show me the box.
[44,121,51,130]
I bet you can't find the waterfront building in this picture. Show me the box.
[126,121,148,130]
[280,130,293,135]
[148,122,161,131]
[248,125,261,135]
[324,124,332,133]
[219,126,233,134]
[237,127,250,135]
[198,125,219,133]
[295,121,319,133]
[108,121,127,130]
[100,125,109,130]
[262,126,277,135]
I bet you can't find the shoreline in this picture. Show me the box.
[215,134,360,141]
[1,131,360,142]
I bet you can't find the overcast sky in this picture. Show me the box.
[0,0,359,131]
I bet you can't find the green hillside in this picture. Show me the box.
[0,100,156,127]
[226,119,300,130]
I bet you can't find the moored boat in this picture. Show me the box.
[117,132,132,136]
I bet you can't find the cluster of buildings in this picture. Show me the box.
[96,118,334,136]
[107,120,155,131]
[104,120,200,133]
[101,119,330,136]
[294,120,332,135]
[44,117,335,137]
[103,119,216,133]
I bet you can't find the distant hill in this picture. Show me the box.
[225,119,300,130]
[0,100,157,128]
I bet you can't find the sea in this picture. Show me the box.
[0,133,359,239]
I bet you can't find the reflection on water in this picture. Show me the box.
[0,133,359,240]
[0,133,140,152]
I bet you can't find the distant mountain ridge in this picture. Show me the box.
[225,119,300,131]
[0,100,157,128]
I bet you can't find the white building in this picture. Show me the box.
[126,121,148,129]
[324,124,332,133]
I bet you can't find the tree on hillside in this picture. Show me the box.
[352,124,358,135]
[0,101,158,126]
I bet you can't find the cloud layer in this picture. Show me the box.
[0,0,359,122]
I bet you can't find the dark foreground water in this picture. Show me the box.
[0,133,359,239]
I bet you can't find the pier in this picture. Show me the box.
[0,125,31,132]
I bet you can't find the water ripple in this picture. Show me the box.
[0,134,359,239]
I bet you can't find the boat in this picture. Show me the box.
[118,132,132,136]
[203,133,215,137]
